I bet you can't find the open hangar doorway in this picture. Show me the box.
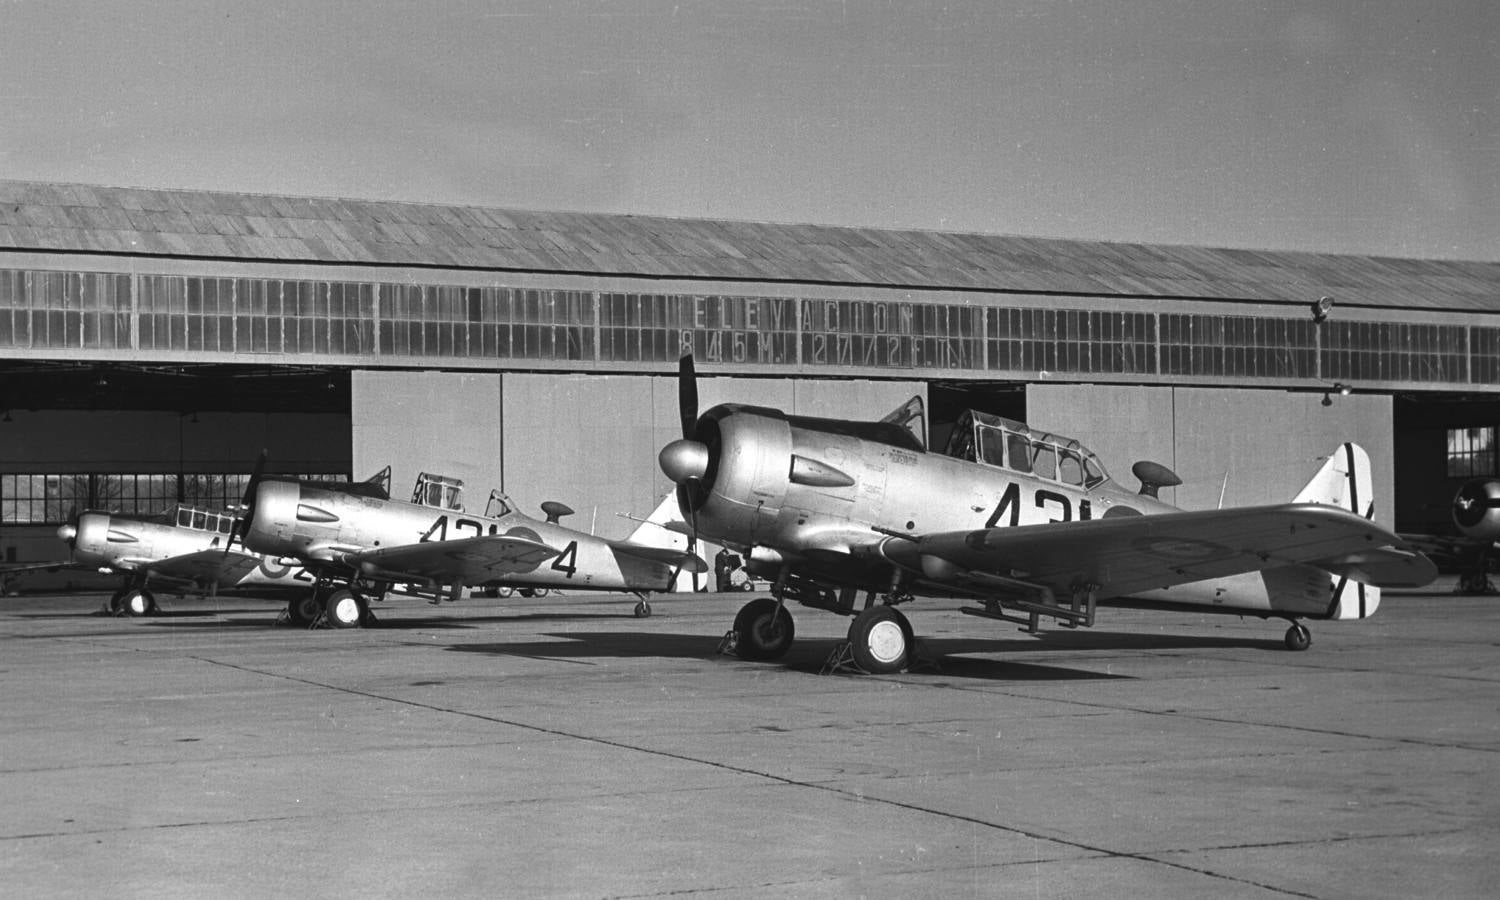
[1393,393,1500,537]
[0,361,353,567]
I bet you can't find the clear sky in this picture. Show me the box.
[2,1,1495,260]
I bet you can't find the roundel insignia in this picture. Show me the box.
[1133,536,1229,560]
[504,527,542,542]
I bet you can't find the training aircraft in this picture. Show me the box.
[236,466,706,627]
[1403,479,1500,594]
[657,356,1438,674]
[55,504,313,616]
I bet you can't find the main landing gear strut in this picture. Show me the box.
[106,584,158,617]
[720,575,919,675]
[277,581,378,629]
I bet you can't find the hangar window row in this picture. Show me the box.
[1,471,350,525]
[0,266,1493,388]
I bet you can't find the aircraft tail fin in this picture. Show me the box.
[1295,444,1381,620]
[624,493,694,551]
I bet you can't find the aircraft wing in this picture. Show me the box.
[0,560,68,591]
[341,534,559,586]
[606,540,709,574]
[898,503,1437,600]
[140,550,267,585]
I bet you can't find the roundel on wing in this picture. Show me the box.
[1102,505,1142,518]
[1131,536,1229,560]
[504,526,542,543]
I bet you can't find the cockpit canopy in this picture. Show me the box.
[943,410,1109,489]
[173,505,237,535]
[412,472,465,511]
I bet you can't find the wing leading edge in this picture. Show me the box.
[342,534,558,587]
[880,503,1436,601]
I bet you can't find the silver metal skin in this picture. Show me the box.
[240,479,704,599]
[661,388,1436,669]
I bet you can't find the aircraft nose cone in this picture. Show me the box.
[659,439,709,485]
[56,523,76,543]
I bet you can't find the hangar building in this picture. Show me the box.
[2,179,1497,565]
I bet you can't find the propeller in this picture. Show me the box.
[227,449,268,552]
[56,505,80,558]
[678,353,698,439]
[666,354,706,590]
[660,354,709,486]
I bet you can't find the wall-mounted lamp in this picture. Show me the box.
[1311,295,1334,324]
[1321,382,1353,406]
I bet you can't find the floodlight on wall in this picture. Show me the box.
[1311,295,1335,324]
[1321,382,1353,406]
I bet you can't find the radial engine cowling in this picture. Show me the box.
[1453,479,1500,540]
[665,405,792,540]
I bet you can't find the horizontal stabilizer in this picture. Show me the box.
[609,541,708,574]
[1310,547,1437,588]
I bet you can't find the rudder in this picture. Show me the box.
[1295,443,1381,620]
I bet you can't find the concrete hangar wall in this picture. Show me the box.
[2,179,1499,563]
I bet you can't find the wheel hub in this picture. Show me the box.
[332,596,360,624]
[865,619,906,664]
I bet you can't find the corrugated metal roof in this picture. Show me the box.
[0,179,1496,311]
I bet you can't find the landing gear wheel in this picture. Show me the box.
[287,594,321,626]
[1284,622,1311,652]
[324,589,365,628]
[848,606,912,674]
[121,589,157,617]
[732,597,795,661]
[634,600,652,618]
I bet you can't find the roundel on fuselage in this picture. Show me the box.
[503,526,542,543]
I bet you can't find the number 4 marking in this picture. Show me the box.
[551,541,578,577]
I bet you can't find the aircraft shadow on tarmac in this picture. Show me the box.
[437,629,1278,681]
[131,610,656,630]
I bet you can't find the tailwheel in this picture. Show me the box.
[634,600,652,618]
[1284,622,1311,652]
[121,588,157,617]
[324,589,366,628]
[848,605,913,674]
[287,593,321,626]
[731,597,795,661]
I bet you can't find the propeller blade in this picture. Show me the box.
[228,450,268,552]
[678,354,698,439]
[677,485,701,592]
[56,505,80,556]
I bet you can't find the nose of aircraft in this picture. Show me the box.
[659,439,709,485]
